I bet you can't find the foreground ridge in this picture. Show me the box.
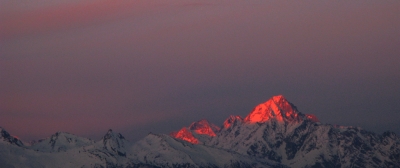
[1,95,399,167]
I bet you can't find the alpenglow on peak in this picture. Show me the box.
[243,95,317,123]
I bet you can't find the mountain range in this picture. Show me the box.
[1,95,399,167]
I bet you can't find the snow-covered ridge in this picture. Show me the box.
[30,131,94,152]
[170,95,319,145]
[0,127,24,147]
[1,95,399,167]
[170,119,222,144]
[189,119,220,137]
[223,115,243,129]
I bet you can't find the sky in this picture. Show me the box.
[1,0,400,142]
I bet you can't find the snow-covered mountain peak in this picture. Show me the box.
[50,132,75,139]
[101,129,127,148]
[102,129,124,140]
[243,95,301,123]
[100,129,128,156]
[272,94,286,103]
[305,113,319,122]
[223,115,243,129]
[106,129,113,134]
[102,129,127,145]
[30,131,93,152]
[188,119,220,137]
[0,127,24,146]
[170,127,199,144]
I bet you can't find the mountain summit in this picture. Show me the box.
[188,119,220,137]
[244,95,309,123]
[170,119,221,144]
[223,115,243,129]
[170,127,199,144]
[101,129,128,157]
[0,127,24,147]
